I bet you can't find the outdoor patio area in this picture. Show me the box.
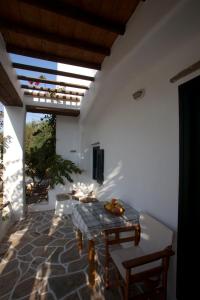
[0,210,122,300]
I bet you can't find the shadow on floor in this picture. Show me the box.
[0,210,122,300]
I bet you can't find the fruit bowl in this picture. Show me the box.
[104,199,125,216]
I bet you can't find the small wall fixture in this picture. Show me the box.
[132,89,145,100]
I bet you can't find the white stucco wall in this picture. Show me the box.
[48,116,81,205]
[3,106,26,220]
[79,0,200,299]
[56,115,80,164]
[0,32,25,220]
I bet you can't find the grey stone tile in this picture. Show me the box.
[48,247,63,263]
[0,269,20,297]
[60,245,81,263]
[32,235,55,247]
[49,239,68,247]
[32,246,56,258]
[37,263,66,277]
[18,244,34,256]
[0,259,18,275]
[68,255,88,272]
[0,211,123,300]
[12,277,47,299]
[49,272,86,299]
[63,292,80,300]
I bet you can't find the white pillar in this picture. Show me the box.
[3,106,26,220]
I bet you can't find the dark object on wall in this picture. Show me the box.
[177,75,200,299]
[132,88,145,100]
[93,146,104,184]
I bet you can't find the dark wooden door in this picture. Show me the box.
[177,75,200,299]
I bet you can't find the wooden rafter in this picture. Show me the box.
[19,0,125,34]
[170,60,200,83]
[26,105,80,117]
[0,18,110,56]
[0,63,22,107]
[7,44,101,70]
[13,63,94,82]
[21,85,85,96]
[24,91,80,102]
[18,75,89,90]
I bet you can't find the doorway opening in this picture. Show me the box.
[177,75,200,298]
[25,112,56,205]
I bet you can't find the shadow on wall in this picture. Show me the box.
[0,201,15,242]
[97,161,124,200]
[3,161,24,219]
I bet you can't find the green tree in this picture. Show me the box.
[25,114,81,188]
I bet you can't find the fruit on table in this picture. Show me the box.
[111,198,117,204]
[112,206,123,214]
[105,202,112,210]
[105,199,124,214]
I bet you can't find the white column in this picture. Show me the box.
[3,106,26,220]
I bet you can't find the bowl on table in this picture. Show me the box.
[104,199,125,216]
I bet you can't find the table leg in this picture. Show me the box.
[76,229,83,253]
[88,239,95,286]
[135,224,141,245]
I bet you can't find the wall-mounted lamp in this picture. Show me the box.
[132,89,145,100]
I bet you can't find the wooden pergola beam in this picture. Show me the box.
[0,63,22,107]
[21,85,85,96]
[24,91,80,102]
[0,18,110,56]
[18,75,89,90]
[19,0,125,35]
[13,63,95,82]
[26,105,80,117]
[7,44,101,70]
[170,60,200,83]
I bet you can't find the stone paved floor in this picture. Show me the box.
[0,211,122,300]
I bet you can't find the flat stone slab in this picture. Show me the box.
[0,210,122,300]
[49,272,86,299]
[0,269,20,297]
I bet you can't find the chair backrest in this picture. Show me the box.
[104,224,140,247]
[139,212,173,253]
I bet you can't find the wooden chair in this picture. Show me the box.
[104,213,174,300]
[104,223,141,288]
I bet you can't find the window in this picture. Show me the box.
[93,146,104,184]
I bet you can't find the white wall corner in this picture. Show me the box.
[3,106,26,220]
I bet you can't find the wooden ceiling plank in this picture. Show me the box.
[19,0,125,34]
[24,91,80,102]
[7,44,101,70]
[21,85,85,96]
[26,104,80,117]
[13,62,95,81]
[0,18,110,56]
[17,75,89,90]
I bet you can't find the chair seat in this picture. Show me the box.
[110,245,161,280]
